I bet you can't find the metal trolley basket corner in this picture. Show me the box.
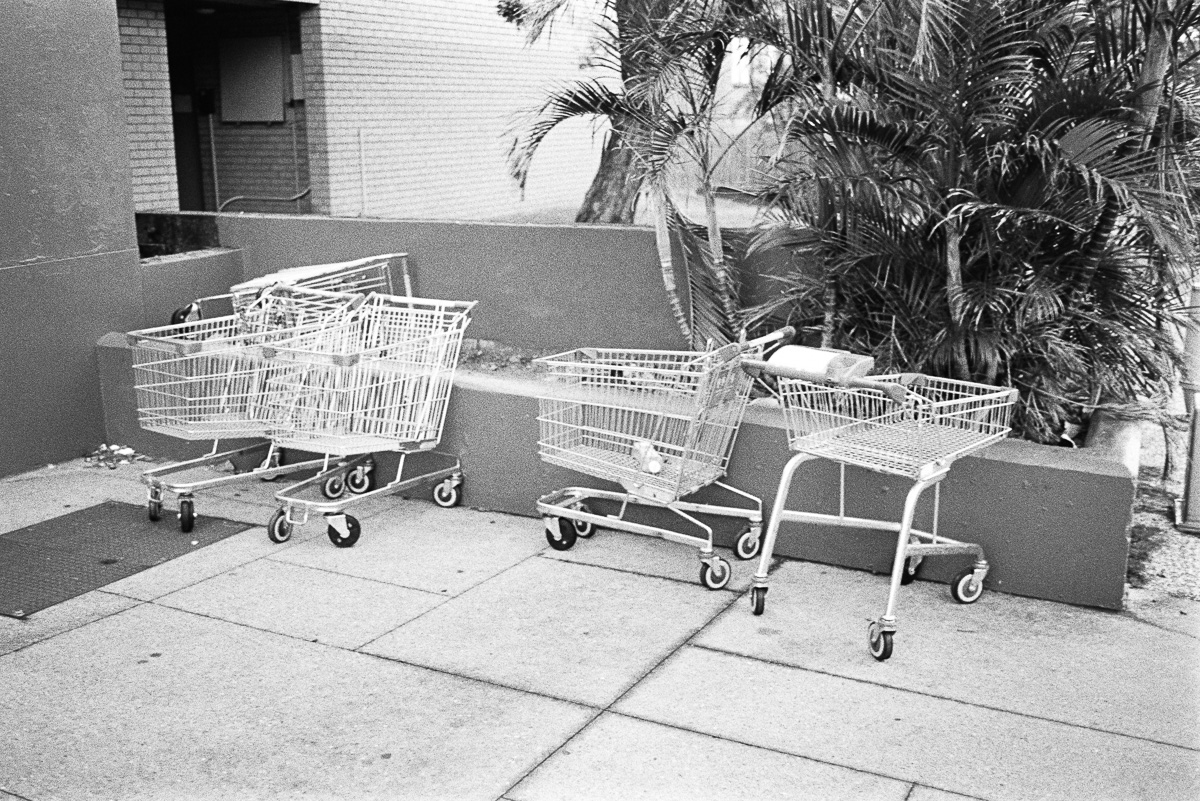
[261,292,476,548]
[129,285,367,531]
[748,349,1018,661]
[535,328,791,590]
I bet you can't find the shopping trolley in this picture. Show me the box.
[535,328,793,589]
[744,345,1018,661]
[261,291,476,547]
[130,285,366,531]
[169,253,406,324]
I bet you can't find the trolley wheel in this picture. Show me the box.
[328,515,361,548]
[950,569,984,604]
[148,499,162,522]
[545,517,577,551]
[267,508,293,544]
[178,499,195,533]
[259,449,284,481]
[734,526,761,560]
[432,479,462,508]
[750,586,767,615]
[321,474,346,500]
[346,464,374,494]
[900,557,921,586]
[868,622,894,662]
[699,557,731,590]
[571,503,595,538]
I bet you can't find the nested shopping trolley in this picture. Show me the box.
[260,291,476,547]
[744,346,1018,661]
[129,285,366,531]
[535,328,792,590]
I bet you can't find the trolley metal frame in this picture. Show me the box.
[745,352,1018,660]
[130,285,367,531]
[535,328,792,590]
[259,292,476,548]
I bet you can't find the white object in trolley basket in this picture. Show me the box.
[535,328,793,591]
[742,345,1018,662]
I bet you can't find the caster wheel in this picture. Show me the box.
[148,499,162,522]
[259,450,284,481]
[346,464,373,494]
[699,557,731,590]
[734,526,761,560]
[328,515,361,548]
[545,517,577,551]
[432,479,462,508]
[321,474,346,500]
[267,509,293,544]
[900,557,921,585]
[750,586,767,615]
[571,503,595,538]
[178,499,195,533]
[951,569,984,604]
[868,622,894,661]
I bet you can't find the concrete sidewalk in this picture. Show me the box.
[1,460,1197,801]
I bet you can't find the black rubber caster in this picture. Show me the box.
[328,515,361,548]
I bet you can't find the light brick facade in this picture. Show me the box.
[300,0,604,220]
[117,0,179,212]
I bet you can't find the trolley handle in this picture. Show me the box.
[742,358,910,405]
[741,326,795,351]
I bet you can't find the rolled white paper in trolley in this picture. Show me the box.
[744,346,910,405]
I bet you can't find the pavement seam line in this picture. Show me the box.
[536,549,772,592]
[609,707,994,801]
[691,642,1200,753]
[1,594,153,657]
[261,555,450,598]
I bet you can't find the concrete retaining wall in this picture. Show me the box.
[95,337,1135,610]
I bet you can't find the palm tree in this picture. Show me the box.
[746,0,1200,442]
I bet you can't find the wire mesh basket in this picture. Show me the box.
[228,253,403,313]
[259,293,475,455]
[128,286,361,440]
[536,343,763,503]
[777,374,1017,479]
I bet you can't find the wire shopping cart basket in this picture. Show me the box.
[129,285,366,531]
[744,345,1018,661]
[260,292,476,548]
[535,328,792,590]
[168,253,406,324]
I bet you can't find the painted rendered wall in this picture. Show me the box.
[0,0,145,477]
[214,213,689,352]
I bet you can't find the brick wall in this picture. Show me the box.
[300,0,605,221]
[117,0,179,212]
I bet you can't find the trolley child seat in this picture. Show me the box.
[535,328,793,590]
[742,345,1018,661]
[261,291,476,548]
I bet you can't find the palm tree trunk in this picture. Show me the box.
[702,185,737,326]
[575,122,643,223]
[945,218,971,381]
[651,185,693,343]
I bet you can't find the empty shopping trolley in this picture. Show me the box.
[744,345,1018,661]
[129,285,365,531]
[261,292,476,547]
[535,328,792,589]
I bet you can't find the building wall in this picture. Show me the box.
[0,0,145,477]
[117,0,179,212]
[300,0,605,221]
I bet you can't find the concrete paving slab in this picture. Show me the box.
[0,603,594,801]
[908,787,987,801]
[101,528,299,601]
[508,711,912,801]
[696,561,1200,749]
[615,646,1200,801]
[541,527,758,592]
[1122,586,1200,639]
[271,504,547,596]
[0,590,138,656]
[363,557,732,707]
[0,466,146,535]
[155,559,444,649]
